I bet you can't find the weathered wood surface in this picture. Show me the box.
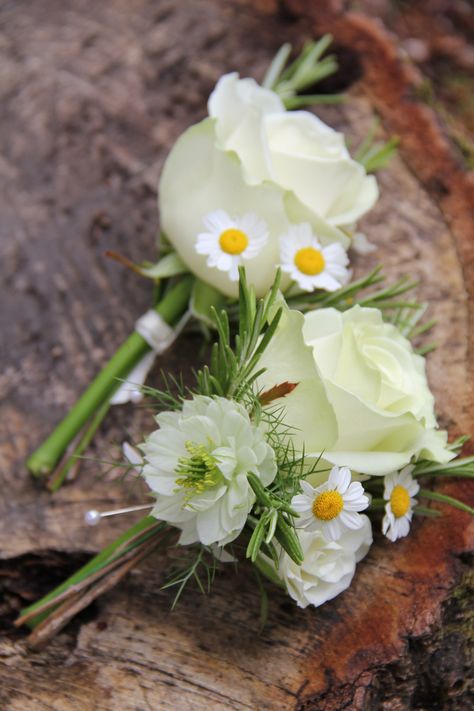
[0,1,473,709]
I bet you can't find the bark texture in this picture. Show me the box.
[0,1,473,709]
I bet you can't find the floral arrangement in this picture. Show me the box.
[26,38,394,491]
[19,40,472,646]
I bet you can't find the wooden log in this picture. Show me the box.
[0,1,472,708]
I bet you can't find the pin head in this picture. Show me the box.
[85,509,101,526]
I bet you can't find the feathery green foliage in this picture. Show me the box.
[263,36,345,108]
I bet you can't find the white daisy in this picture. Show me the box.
[382,465,419,542]
[280,223,349,292]
[291,465,369,541]
[196,209,268,281]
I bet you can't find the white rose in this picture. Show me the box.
[141,396,276,546]
[159,73,377,298]
[258,304,453,475]
[209,74,378,227]
[277,516,372,608]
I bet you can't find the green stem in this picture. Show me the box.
[254,554,284,588]
[19,516,160,629]
[27,277,193,478]
[368,498,385,510]
[48,397,112,492]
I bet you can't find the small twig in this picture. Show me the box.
[105,250,143,274]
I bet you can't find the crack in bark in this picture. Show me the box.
[297,554,474,710]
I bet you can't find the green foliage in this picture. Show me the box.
[413,454,474,479]
[162,546,219,609]
[140,251,189,279]
[355,119,399,173]
[285,267,432,342]
[195,267,283,402]
[19,517,166,629]
[190,279,226,328]
[410,452,474,517]
[263,36,345,108]
[418,489,474,516]
[140,372,187,412]
[18,262,474,635]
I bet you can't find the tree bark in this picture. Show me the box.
[0,1,472,709]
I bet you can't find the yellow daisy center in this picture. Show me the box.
[219,228,249,255]
[312,490,344,521]
[294,247,325,276]
[390,485,410,518]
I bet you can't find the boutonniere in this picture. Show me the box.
[18,271,473,646]
[26,38,398,492]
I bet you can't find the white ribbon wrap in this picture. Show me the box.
[110,309,189,405]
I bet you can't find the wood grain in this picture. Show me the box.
[0,1,472,709]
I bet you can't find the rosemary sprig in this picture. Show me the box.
[413,455,474,477]
[263,37,345,108]
[418,489,474,516]
[195,267,283,402]
[354,119,399,173]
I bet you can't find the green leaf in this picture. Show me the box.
[262,42,292,90]
[246,514,269,562]
[447,435,471,452]
[354,119,399,174]
[419,489,474,516]
[247,472,274,509]
[414,505,442,518]
[265,509,278,544]
[414,455,474,476]
[268,36,343,109]
[140,252,189,279]
[284,94,345,109]
[190,279,226,328]
[253,554,283,587]
[275,515,303,565]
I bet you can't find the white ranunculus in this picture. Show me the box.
[277,516,372,608]
[158,72,377,298]
[257,303,453,475]
[140,396,276,546]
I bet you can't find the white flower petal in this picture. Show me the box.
[265,111,378,227]
[141,395,276,547]
[159,119,293,298]
[291,494,312,513]
[334,465,351,492]
[208,72,284,185]
[275,522,372,608]
[339,510,364,530]
[279,224,350,294]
